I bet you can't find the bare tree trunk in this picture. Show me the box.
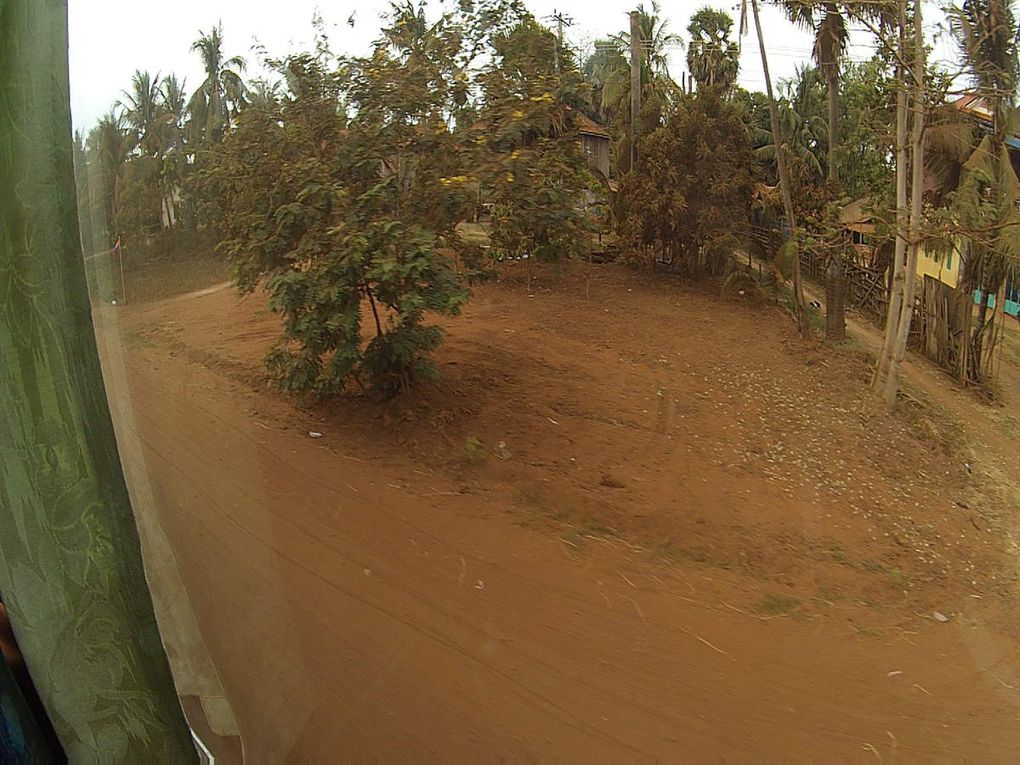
[751,0,807,334]
[825,250,846,342]
[955,277,972,382]
[630,10,642,172]
[982,279,1006,380]
[880,0,925,406]
[972,287,990,377]
[874,0,910,392]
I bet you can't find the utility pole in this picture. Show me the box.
[547,10,573,75]
[630,9,642,171]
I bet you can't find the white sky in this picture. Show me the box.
[68,1,954,133]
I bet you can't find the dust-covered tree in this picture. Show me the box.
[617,89,754,276]
[203,5,475,396]
[478,18,597,281]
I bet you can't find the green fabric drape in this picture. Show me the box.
[0,0,197,759]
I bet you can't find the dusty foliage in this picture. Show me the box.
[203,31,474,395]
[477,19,597,268]
[616,90,753,276]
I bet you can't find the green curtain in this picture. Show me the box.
[0,0,197,760]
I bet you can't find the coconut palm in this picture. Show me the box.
[583,3,681,172]
[951,0,1018,137]
[118,69,163,156]
[611,1,682,78]
[753,69,827,184]
[582,39,630,123]
[246,77,282,108]
[157,75,188,228]
[86,110,131,237]
[781,1,849,185]
[188,22,247,144]
[160,75,187,131]
[949,0,1020,380]
[686,6,740,92]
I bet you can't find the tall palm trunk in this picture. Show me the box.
[823,55,847,342]
[751,0,808,333]
[0,1,197,759]
[825,61,839,184]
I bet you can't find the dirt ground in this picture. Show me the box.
[96,261,1020,759]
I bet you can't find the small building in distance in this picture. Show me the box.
[575,113,611,179]
[839,197,880,268]
[916,240,960,289]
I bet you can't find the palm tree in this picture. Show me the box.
[118,69,163,156]
[753,75,827,182]
[782,1,849,186]
[160,74,187,132]
[584,3,681,172]
[188,22,247,144]
[583,39,630,123]
[246,77,281,108]
[686,7,740,92]
[611,1,682,78]
[158,75,188,229]
[86,110,131,238]
[950,0,1020,381]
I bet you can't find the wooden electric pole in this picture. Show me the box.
[547,10,573,75]
[630,9,642,171]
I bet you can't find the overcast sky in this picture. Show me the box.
[68,0,947,133]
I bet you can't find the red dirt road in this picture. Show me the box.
[98,264,1020,759]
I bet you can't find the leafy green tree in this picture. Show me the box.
[837,58,895,199]
[205,5,472,395]
[686,7,740,92]
[617,89,754,275]
[479,18,596,280]
[115,157,165,242]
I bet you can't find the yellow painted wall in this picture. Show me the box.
[916,240,960,289]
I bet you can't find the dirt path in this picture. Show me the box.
[804,281,1020,562]
[99,265,1020,759]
